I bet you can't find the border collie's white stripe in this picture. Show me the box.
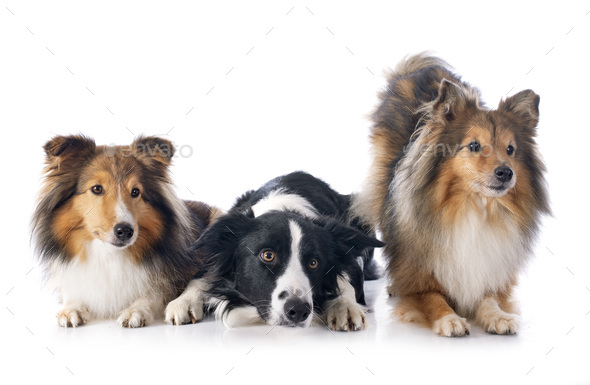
[251,189,319,219]
[268,220,313,326]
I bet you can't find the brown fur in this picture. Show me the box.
[33,135,219,326]
[357,53,550,336]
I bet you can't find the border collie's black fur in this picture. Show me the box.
[166,171,384,331]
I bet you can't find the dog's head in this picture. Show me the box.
[413,79,545,206]
[35,135,178,261]
[196,210,384,327]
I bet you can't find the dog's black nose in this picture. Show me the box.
[284,298,311,324]
[114,223,134,241]
[494,166,513,182]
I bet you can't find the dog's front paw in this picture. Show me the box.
[117,307,153,328]
[432,314,471,337]
[57,305,89,328]
[481,312,519,335]
[165,295,204,325]
[325,299,366,332]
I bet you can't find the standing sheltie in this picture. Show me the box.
[354,53,550,336]
[32,135,221,327]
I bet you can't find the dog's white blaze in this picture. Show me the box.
[105,190,138,246]
[50,239,154,318]
[115,191,134,224]
[433,209,527,315]
[251,189,319,219]
[268,220,313,326]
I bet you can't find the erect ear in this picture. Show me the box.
[432,78,479,123]
[497,89,540,130]
[131,136,174,166]
[43,135,96,167]
[319,218,385,257]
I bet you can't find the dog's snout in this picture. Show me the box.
[114,222,134,242]
[494,166,513,182]
[284,298,311,324]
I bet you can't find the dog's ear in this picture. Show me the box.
[39,135,96,216]
[194,212,256,277]
[131,136,174,167]
[432,78,479,124]
[319,218,385,257]
[194,212,251,252]
[44,135,96,168]
[497,89,540,131]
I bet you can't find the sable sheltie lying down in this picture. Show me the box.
[354,53,550,336]
[166,171,384,331]
[32,135,220,327]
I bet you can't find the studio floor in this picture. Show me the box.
[3,246,588,385]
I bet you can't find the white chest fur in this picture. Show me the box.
[432,209,527,315]
[50,240,153,318]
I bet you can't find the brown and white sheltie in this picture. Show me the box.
[354,53,550,336]
[32,135,221,327]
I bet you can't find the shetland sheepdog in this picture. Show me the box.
[353,53,550,336]
[165,171,384,331]
[32,135,221,327]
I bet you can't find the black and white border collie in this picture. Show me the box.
[166,171,384,331]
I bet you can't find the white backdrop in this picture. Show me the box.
[1,1,589,384]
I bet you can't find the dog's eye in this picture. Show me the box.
[468,141,481,152]
[506,145,515,156]
[131,188,140,198]
[308,258,319,270]
[91,185,103,195]
[260,250,276,263]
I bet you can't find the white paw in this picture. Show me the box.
[117,307,152,328]
[165,295,204,325]
[325,299,367,332]
[57,305,89,328]
[432,314,471,337]
[223,306,263,328]
[481,311,519,335]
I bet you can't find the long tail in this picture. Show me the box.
[351,52,455,230]
[390,51,451,79]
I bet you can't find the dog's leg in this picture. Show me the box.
[207,297,263,328]
[475,295,519,335]
[324,274,367,332]
[117,294,160,328]
[165,279,210,325]
[398,292,470,337]
[223,306,263,328]
[57,301,90,327]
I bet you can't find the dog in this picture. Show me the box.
[165,171,384,331]
[353,53,550,336]
[32,135,221,327]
